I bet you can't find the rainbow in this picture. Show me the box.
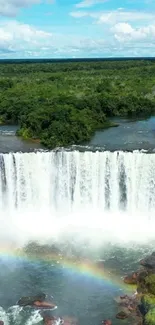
[0,244,136,294]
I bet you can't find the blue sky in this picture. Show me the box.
[0,0,155,58]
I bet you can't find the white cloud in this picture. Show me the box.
[97,10,155,25]
[75,0,155,7]
[70,9,155,25]
[69,9,155,57]
[76,0,106,8]
[112,22,155,43]
[0,20,107,57]
[1,17,155,58]
[0,0,54,17]
[0,21,53,53]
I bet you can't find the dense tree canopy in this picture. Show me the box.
[0,59,155,149]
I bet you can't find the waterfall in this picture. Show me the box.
[1,150,155,244]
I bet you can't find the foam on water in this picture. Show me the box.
[0,307,9,325]
[25,310,42,325]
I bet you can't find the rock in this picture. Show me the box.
[18,293,47,306]
[140,253,155,271]
[118,306,131,316]
[124,272,138,285]
[43,316,63,325]
[17,292,57,309]
[144,307,155,325]
[43,316,56,325]
[114,295,130,305]
[102,320,112,325]
[116,311,129,319]
[132,317,143,325]
[33,301,57,309]
[137,271,148,283]
[0,321,4,325]
[115,293,140,311]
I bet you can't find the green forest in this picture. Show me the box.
[0,59,155,149]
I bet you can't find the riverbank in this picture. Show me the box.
[2,116,155,153]
[1,59,155,149]
[0,125,43,152]
[16,120,119,147]
[119,252,155,325]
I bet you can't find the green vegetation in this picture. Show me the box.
[144,307,155,325]
[145,275,155,295]
[141,294,155,314]
[1,59,155,149]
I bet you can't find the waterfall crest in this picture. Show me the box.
[1,150,155,244]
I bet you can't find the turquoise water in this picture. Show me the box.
[89,116,155,151]
[0,125,43,153]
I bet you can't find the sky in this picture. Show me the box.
[0,0,155,58]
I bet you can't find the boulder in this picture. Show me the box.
[124,272,138,285]
[116,311,129,319]
[102,320,112,325]
[132,317,143,325]
[34,301,57,309]
[115,293,140,312]
[17,292,57,309]
[140,253,155,271]
[43,316,63,325]
[18,293,47,306]
[114,295,130,305]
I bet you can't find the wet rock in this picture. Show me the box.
[116,311,129,319]
[33,301,57,309]
[137,271,148,283]
[118,306,131,316]
[115,293,140,312]
[132,317,143,325]
[102,320,112,325]
[17,292,57,309]
[18,293,47,306]
[124,272,138,285]
[0,321,4,325]
[140,253,155,271]
[43,316,63,325]
[44,316,56,325]
[114,294,132,305]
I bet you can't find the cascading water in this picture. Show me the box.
[1,149,155,325]
[0,150,155,245]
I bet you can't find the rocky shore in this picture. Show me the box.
[112,251,155,325]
